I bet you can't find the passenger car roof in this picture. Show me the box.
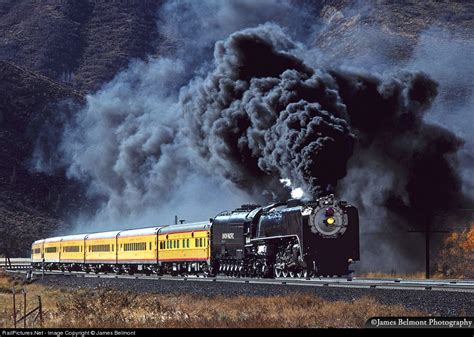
[159,222,210,234]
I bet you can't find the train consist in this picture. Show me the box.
[31,195,359,277]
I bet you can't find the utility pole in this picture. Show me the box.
[174,216,185,225]
[409,208,474,279]
[408,223,449,279]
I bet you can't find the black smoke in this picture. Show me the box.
[333,68,467,231]
[181,26,355,199]
[180,24,459,210]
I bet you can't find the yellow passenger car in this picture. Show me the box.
[117,227,160,263]
[84,231,120,270]
[158,222,211,274]
[60,234,86,266]
[31,239,44,268]
[117,227,162,274]
[43,237,62,267]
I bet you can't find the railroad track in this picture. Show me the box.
[4,266,474,292]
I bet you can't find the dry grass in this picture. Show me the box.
[0,271,426,328]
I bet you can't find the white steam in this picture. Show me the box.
[280,178,305,199]
[33,0,317,230]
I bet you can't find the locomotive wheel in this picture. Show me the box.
[261,261,271,278]
[274,265,283,278]
[289,270,295,278]
[282,269,289,278]
[205,266,216,278]
[296,269,303,278]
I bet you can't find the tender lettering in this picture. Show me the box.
[222,233,234,240]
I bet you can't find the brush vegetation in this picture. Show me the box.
[437,224,474,278]
[0,271,425,328]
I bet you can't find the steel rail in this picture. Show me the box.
[4,268,474,293]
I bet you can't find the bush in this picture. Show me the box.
[437,224,474,278]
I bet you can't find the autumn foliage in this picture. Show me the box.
[437,224,474,278]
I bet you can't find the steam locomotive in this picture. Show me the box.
[212,194,359,277]
[32,195,359,277]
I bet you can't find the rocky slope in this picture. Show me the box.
[0,0,161,92]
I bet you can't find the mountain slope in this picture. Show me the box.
[0,0,161,92]
[0,60,85,257]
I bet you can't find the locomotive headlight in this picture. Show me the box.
[326,217,335,225]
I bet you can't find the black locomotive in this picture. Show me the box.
[211,194,359,277]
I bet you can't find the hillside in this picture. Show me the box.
[0,60,85,257]
[316,1,473,61]
[0,0,161,92]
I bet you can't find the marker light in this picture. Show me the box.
[326,217,335,225]
[325,208,334,216]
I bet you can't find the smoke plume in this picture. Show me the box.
[179,24,444,205]
[180,25,356,199]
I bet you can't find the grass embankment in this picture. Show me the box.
[0,271,426,328]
